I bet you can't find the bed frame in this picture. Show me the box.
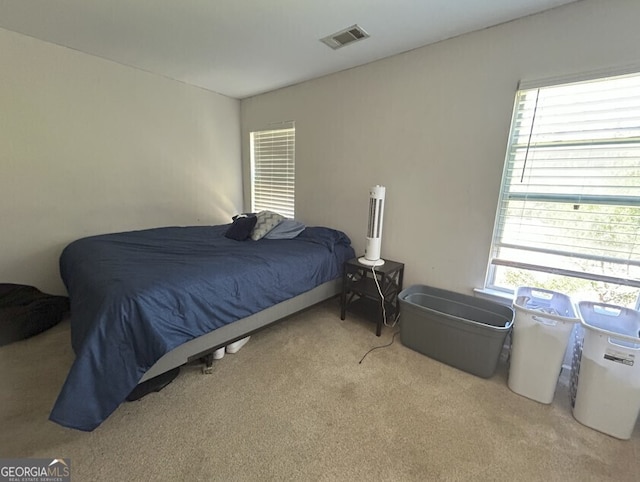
[132,278,341,393]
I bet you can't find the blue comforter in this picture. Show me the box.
[50,225,354,431]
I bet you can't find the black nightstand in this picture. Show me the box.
[340,257,404,336]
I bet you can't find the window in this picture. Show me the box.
[250,123,295,218]
[486,72,640,308]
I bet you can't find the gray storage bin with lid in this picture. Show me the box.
[399,285,513,378]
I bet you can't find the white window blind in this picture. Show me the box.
[487,72,640,292]
[250,123,295,218]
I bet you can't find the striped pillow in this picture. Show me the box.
[250,211,285,241]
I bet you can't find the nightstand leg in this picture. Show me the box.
[340,271,347,320]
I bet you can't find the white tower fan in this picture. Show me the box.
[358,185,386,267]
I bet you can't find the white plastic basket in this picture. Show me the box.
[572,301,640,439]
[508,287,579,404]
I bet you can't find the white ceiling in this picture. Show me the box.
[0,0,578,99]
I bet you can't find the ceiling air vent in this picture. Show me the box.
[320,24,369,50]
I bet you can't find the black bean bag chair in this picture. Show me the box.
[0,283,70,347]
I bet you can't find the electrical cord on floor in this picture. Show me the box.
[358,328,400,364]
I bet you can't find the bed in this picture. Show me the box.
[49,223,355,431]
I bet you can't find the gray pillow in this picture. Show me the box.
[250,210,285,241]
[264,219,306,239]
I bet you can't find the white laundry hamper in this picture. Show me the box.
[508,287,579,404]
[572,301,640,440]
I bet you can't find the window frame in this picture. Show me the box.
[249,122,295,218]
[485,71,640,307]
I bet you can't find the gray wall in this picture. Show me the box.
[240,0,640,294]
[0,27,243,294]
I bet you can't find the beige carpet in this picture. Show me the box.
[1,298,639,481]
